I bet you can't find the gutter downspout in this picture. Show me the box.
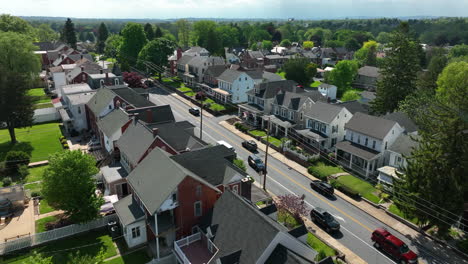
[154,213,160,260]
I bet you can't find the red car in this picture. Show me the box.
[371,228,418,264]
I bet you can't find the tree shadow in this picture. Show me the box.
[0,141,34,161]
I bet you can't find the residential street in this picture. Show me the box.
[149,85,458,264]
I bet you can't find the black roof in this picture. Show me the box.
[33,41,65,51]
[337,100,370,115]
[108,85,154,108]
[382,111,418,133]
[205,65,228,78]
[147,121,207,152]
[127,105,175,125]
[266,244,315,264]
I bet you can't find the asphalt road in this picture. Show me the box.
[149,85,455,264]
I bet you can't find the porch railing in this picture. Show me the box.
[173,232,201,264]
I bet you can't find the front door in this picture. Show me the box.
[121,183,129,196]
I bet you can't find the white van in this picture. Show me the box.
[217,140,235,152]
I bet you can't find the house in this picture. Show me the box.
[382,111,418,134]
[294,102,352,152]
[202,65,228,88]
[337,100,371,115]
[354,66,381,91]
[96,108,132,153]
[114,146,251,259]
[238,80,299,127]
[316,83,337,101]
[335,112,404,177]
[176,55,196,85]
[184,56,226,84]
[52,53,93,67]
[240,50,265,69]
[183,46,210,57]
[168,48,183,75]
[173,190,318,264]
[116,118,205,173]
[215,69,255,103]
[245,70,284,85]
[377,134,419,188]
[61,91,96,133]
[34,41,69,68]
[66,59,107,85]
[264,90,326,138]
[264,54,292,68]
[87,72,123,89]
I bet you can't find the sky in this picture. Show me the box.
[3,0,468,19]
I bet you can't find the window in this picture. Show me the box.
[300,112,303,121]
[131,227,141,239]
[172,192,177,202]
[331,138,337,147]
[373,140,376,149]
[239,77,241,81]
[392,129,394,134]
[275,107,279,115]
[365,138,368,146]
[385,142,388,150]
[194,201,202,217]
[245,77,247,80]
[357,135,360,144]
[232,185,239,194]
[195,185,202,197]
[337,115,339,119]
[307,119,313,128]
[77,107,81,114]
[114,79,119,85]
[108,105,112,110]
[351,132,354,141]
[100,79,105,87]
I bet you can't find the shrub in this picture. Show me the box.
[17,165,30,180]
[307,155,320,165]
[2,177,12,187]
[315,250,327,261]
[31,191,41,198]
[63,144,69,149]
[5,151,31,168]
[337,184,360,198]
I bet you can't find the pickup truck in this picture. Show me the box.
[310,180,334,196]
[371,228,418,264]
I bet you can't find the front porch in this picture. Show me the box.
[182,73,196,87]
[335,141,381,178]
[147,210,177,260]
[262,115,295,138]
[293,129,328,153]
[174,230,218,264]
[211,88,231,103]
[238,103,264,128]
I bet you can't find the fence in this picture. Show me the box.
[0,214,118,255]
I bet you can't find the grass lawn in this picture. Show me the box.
[308,162,344,180]
[185,91,196,97]
[310,81,322,88]
[203,98,215,104]
[0,122,63,162]
[39,199,55,214]
[177,86,193,93]
[267,136,283,148]
[209,103,226,112]
[24,182,42,194]
[104,249,151,264]
[389,204,420,225]
[26,165,48,183]
[276,71,286,79]
[28,88,51,104]
[35,215,58,233]
[307,233,337,258]
[27,88,46,97]
[34,102,54,109]
[3,229,117,264]
[249,130,267,137]
[278,210,302,229]
[333,175,380,203]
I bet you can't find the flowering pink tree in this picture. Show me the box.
[275,194,308,223]
[123,72,147,88]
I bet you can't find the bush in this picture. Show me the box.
[2,177,12,187]
[17,165,30,180]
[335,182,360,198]
[31,191,41,198]
[63,144,69,149]
[307,155,321,165]
[233,159,246,172]
[5,151,31,168]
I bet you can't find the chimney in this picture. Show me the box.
[132,113,139,125]
[100,69,103,74]
[146,109,152,123]
[105,72,109,84]
[152,127,158,137]
[177,48,182,60]
[81,66,84,72]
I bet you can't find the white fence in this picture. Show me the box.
[0,214,118,255]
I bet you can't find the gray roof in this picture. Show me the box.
[345,112,397,140]
[62,83,92,95]
[205,65,228,78]
[97,108,129,137]
[177,55,196,66]
[188,56,225,67]
[114,194,145,226]
[266,244,315,264]
[358,66,380,78]
[66,92,96,105]
[171,145,244,186]
[33,41,65,51]
[116,120,158,166]
[126,105,175,125]
[382,111,418,133]
[86,88,117,117]
[217,69,244,83]
[127,148,219,215]
[275,91,326,110]
[109,85,154,108]
[101,162,128,183]
[247,80,299,99]
[204,191,316,264]
[388,134,419,156]
[338,100,370,115]
[335,141,381,160]
[148,121,207,152]
[302,101,345,124]
[68,54,93,62]
[248,50,265,59]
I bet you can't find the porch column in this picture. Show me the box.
[154,213,160,260]
[349,154,353,168]
[238,107,241,117]
[285,127,288,138]
[365,160,371,178]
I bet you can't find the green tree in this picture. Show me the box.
[448,44,468,59]
[96,23,109,53]
[341,90,361,102]
[249,29,270,44]
[417,48,447,91]
[250,42,258,51]
[280,39,291,47]
[302,40,314,49]
[67,250,105,264]
[119,23,148,69]
[206,28,222,55]
[35,24,58,42]
[376,32,392,44]
[138,38,176,80]
[78,31,86,42]
[144,23,154,41]
[62,18,77,49]
[395,61,468,235]
[42,151,103,223]
[104,34,122,59]
[0,14,34,36]
[191,20,217,47]
[0,32,40,143]
[23,253,52,264]
[354,40,378,66]
[261,40,273,51]
[328,60,359,97]
[86,32,95,42]
[176,19,190,47]
[344,38,361,51]
[304,28,332,46]
[371,23,421,114]
[155,26,163,38]
[283,58,317,86]
[216,25,239,48]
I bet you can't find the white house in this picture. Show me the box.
[96,108,130,153]
[62,92,96,132]
[297,101,352,151]
[335,112,404,177]
[317,83,337,101]
[217,69,255,103]
[52,72,66,96]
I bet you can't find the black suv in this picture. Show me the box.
[189,107,200,116]
[248,155,265,172]
[310,207,340,233]
[310,180,334,196]
[242,140,257,152]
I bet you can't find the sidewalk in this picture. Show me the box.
[220,121,468,264]
[36,210,64,220]
[0,200,35,242]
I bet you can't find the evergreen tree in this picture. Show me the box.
[86,31,95,42]
[154,26,163,38]
[97,23,109,53]
[144,23,154,41]
[62,18,77,49]
[78,31,86,42]
[371,22,421,114]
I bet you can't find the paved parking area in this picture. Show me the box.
[0,200,35,242]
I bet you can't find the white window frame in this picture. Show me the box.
[194,201,202,217]
[232,185,239,194]
[131,226,141,239]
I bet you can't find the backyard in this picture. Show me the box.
[0,122,63,162]
[27,88,50,104]
[104,249,151,264]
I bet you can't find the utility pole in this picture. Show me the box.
[263,116,270,191]
[199,90,204,140]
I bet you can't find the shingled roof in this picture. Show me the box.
[345,112,397,140]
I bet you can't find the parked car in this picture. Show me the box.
[310,180,334,196]
[248,155,265,172]
[310,207,340,233]
[189,107,200,116]
[242,140,257,152]
[217,140,235,152]
[371,228,418,263]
